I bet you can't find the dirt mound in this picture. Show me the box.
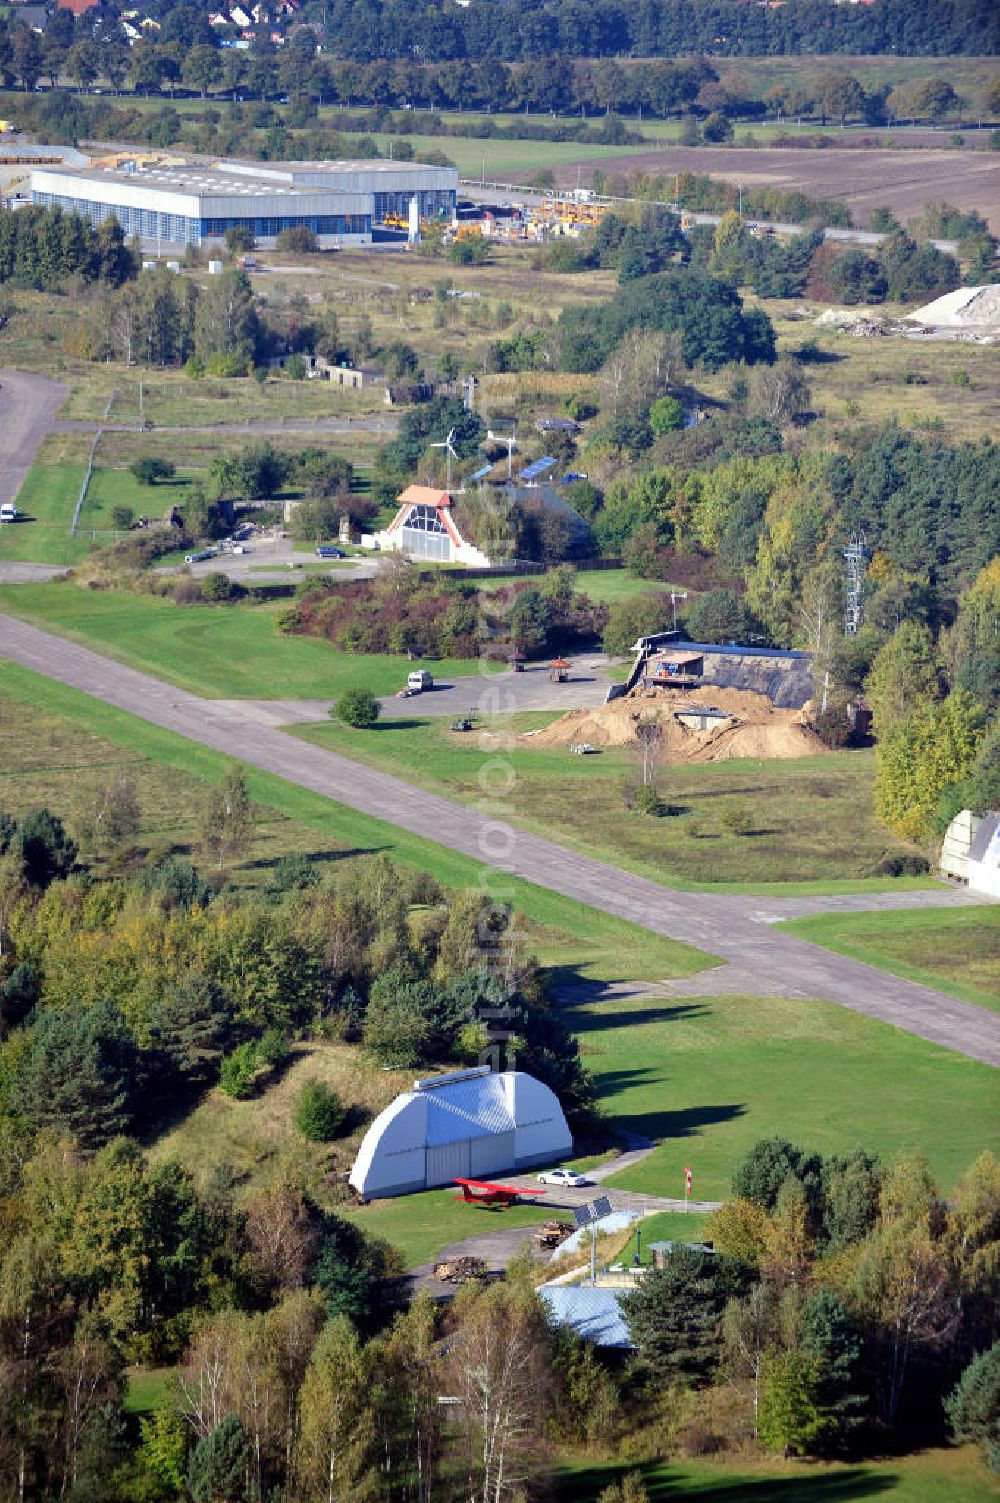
[526,686,826,764]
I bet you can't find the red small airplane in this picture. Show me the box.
[453,1178,547,1207]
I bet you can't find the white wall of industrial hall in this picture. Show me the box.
[29,157,458,249]
[349,1066,573,1200]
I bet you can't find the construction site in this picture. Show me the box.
[450,193,609,245]
[518,638,827,763]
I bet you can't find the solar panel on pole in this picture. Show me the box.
[573,1204,593,1229]
[592,1195,613,1221]
[520,456,557,483]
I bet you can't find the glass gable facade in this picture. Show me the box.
[399,504,452,562]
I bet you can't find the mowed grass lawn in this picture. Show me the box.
[571,990,999,1203]
[297,714,922,892]
[0,582,482,700]
[368,131,657,179]
[0,461,91,565]
[780,907,1000,1016]
[478,570,682,605]
[0,458,201,565]
[557,1445,998,1503]
[81,465,201,532]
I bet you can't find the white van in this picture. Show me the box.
[407,670,433,691]
[0,504,17,523]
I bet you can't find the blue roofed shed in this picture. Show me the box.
[540,1286,633,1349]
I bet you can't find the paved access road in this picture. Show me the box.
[53,413,399,439]
[0,370,68,507]
[2,613,998,1066]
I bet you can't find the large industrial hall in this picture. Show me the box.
[28,156,459,249]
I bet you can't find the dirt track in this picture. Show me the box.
[0,370,68,506]
[1,612,997,1068]
[556,144,1000,231]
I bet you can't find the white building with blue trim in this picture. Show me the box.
[29,157,458,250]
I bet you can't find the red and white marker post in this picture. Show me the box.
[684,1166,692,1211]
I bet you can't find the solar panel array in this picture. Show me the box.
[519,456,557,483]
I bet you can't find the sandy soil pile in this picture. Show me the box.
[525,686,826,763]
[908,284,1000,329]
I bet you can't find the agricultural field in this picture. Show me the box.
[558,141,1000,232]
[779,907,1000,1015]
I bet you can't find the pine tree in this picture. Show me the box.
[14,1000,134,1150]
[12,807,77,888]
[188,1414,251,1503]
[621,1246,739,1380]
[946,1341,1000,1472]
[149,974,230,1089]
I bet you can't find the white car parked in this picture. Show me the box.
[537,1168,589,1188]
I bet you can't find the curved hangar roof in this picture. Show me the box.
[349,1065,572,1200]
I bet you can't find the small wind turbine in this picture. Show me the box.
[487,426,517,481]
[430,427,458,492]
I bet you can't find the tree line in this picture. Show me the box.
[3,0,997,91]
[3,14,999,128]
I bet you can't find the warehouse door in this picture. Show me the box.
[470,1132,515,1179]
[426,1140,470,1187]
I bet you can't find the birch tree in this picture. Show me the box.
[448,1282,551,1503]
[294,1315,377,1502]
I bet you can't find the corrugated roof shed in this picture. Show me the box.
[540,1286,633,1348]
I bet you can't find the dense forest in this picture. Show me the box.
[8,0,991,67]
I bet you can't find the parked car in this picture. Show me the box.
[0,504,18,523]
[407,670,433,691]
[316,545,345,559]
[537,1168,590,1187]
